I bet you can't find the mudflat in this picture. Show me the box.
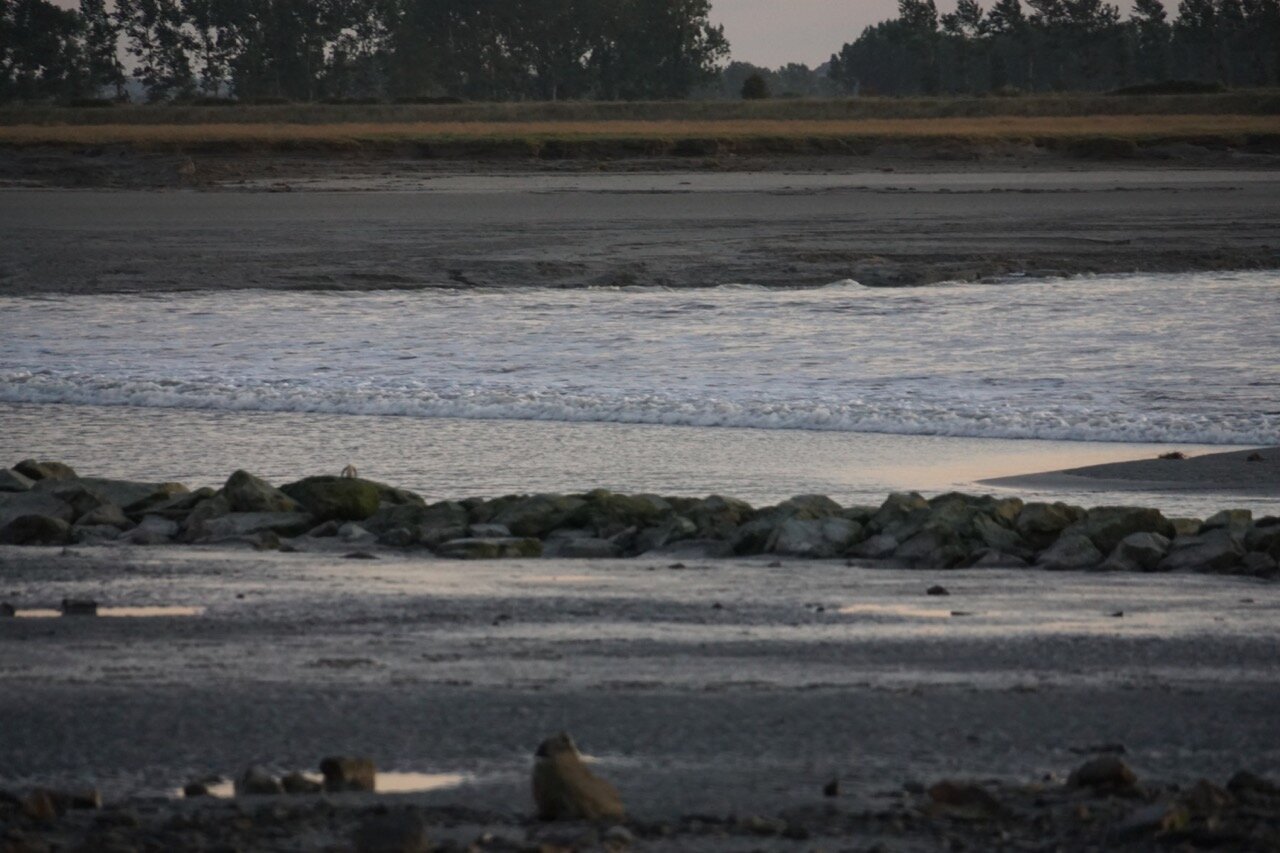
[1,546,1277,850]
[1,167,1279,292]
[988,445,1280,496]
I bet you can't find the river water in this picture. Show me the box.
[1,271,1277,514]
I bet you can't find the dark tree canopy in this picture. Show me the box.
[0,0,728,103]
[828,0,1280,96]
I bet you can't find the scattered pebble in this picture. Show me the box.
[927,585,950,596]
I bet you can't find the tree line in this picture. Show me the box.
[0,0,728,103]
[828,0,1280,96]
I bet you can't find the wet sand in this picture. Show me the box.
[987,445,1280,498]
[2,167,1279,292]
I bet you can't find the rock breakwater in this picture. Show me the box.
[1,460,1277,577]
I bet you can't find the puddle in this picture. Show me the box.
[175,771,471,800]
[13,606,206,619]
[837,603,955,619]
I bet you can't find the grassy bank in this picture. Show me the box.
[2,90,1279,128]
[2,115,1278,158]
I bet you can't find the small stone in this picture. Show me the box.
[926,780,1004,818]
[532,733,625,822]
[1247,452,1265,462]
[1068,756,1138,794]
[320,756,376,792]
[183,782,210,798]
[235,766,283,796]
[47,789,101,811]
[344,551,378,560]
[926,585,950,596]
[823,778,840,797]
[61,598,98,616]
[353,809,431,853]
[1,602,14,617]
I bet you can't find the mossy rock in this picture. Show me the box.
[281,476,382,522]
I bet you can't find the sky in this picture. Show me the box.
[711,1,1166,67]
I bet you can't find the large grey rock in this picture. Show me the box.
[320,756,376,792]
[634,516,698,554]
[1066,506,1174,555]
[1170,517,1203,537]
[125,515,180,545]
[136,487,216,521]
[194,512,315,541]
[1036,533,1103,571]
[0,515,73,546]
[13,459,78,482]
[72,524,123,544]
[1240,552,1278,577]
[280,476,384,522]
[894,524,967,568]
[223,470,299,514]
[971,512,1030,557]
[1201,509,1252,535]
[436,537,542,559]
[966,548,1029,569]
[36,478,188,514]
[729,517,780,555]
[564,490,672,537]
[0,490,74,528]
[769,517,861,558]
[468,523,512,539]
[644,538,734,559]
[1016,502,1086,550]
[0,469,35,492]
[76,503,133,530]
[1098,532,1171,572]
[775,494,844,519]
[1245,524,1280,559]
[367,500,469,546]
[868,492,929,533]
[849,533,899,560]
[682,495,755,539]
[235,766,283,796]
[476,493,586,538]
[1158,528,1245,573]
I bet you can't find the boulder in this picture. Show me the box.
[926,780,1006,819]
[643,538,733,559]
[867,492,929,535]
[1098,532,1171,573]
[0,469,35,492]
[37,478,187,514]
[180,494,231,538]
[367,501,469,546]
[1036,533,1103,571]
[768,517,861,558]
[1016,502,1085,550]
[0,514,72,546]
[193,512,315,541]
[1066,506,1174,555]
[125,515,180,545]
[730,517,781,555]
[135,487,216,521]
[1201,509,1252,535]
[532,733,625,822]
[235,766,283,796]
[1068,756,1139,794]
[894,525,968,568]
[0,490,75,528]
[683,495,755,539]
[633,516,698,553]
[1158,529,1245,573]
[775,494,844,519]
[223,470,299,514]
[849,533,899,560]
[281,772,323,795]
[1170,517,1203,537]
[320,756,376,792]
[1244,524,1280,558]
[971,512,1030,557]
[474,493,586,538]
[338,521,375,543]
[77,503,133,530]
[1239,552,1278,577]
[565,490,672,537]
[280,476,382,522]
[436,537,542,559]
[14,459,77,482]
[468,523,512,539]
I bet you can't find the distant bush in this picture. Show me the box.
[174,96,240,107]
[320,97,385,106]
[394,95,467,105]
[63,97,116,108]
[1109,80,1227,96]
[741,73,770,100]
